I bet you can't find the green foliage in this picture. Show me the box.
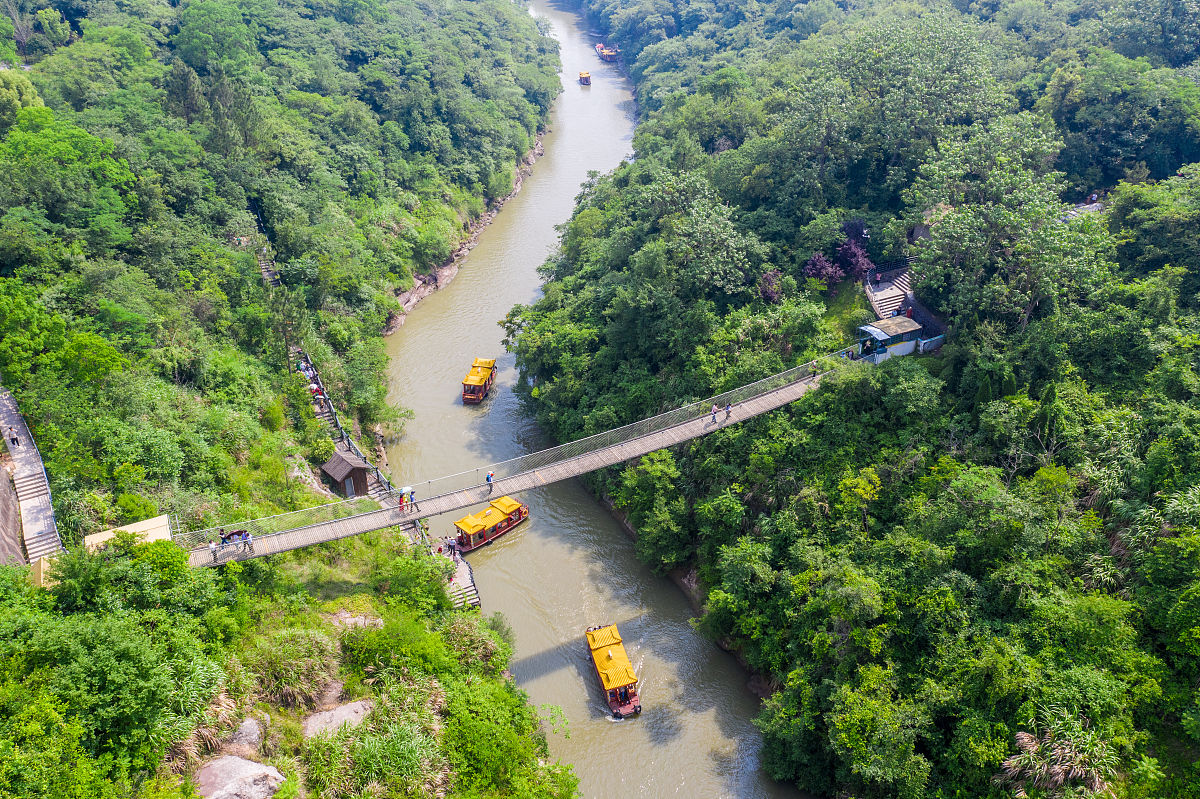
[443,678,577,798]
[368,549,453,613]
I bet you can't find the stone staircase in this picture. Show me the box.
[447,581,480,609]
[865,269,911,319]
[257,247,281,287]
[14,470,60,562]
[0,388,63,563]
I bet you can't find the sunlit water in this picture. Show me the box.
[383,2,802,795]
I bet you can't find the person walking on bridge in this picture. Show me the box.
[711,404,719,424]
[725,402,732,420]
[486,470,495,493]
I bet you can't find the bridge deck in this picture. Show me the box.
[0,389,62,563]
[187,372,822,567]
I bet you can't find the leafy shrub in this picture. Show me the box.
[436,613,509,675]
[443,679,577,798]
[341,606,452,676]
[368,550,453,613]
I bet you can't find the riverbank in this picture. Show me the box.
[384,134,548,336]
[597,487,781,699]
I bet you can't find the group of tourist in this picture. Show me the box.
[398,487,418,511]
[296,360,329,404]
[208,528,253,561]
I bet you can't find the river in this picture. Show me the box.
[382,2,799,796]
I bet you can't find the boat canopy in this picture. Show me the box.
[453,496,521,535]
[462,358,496,386]
[586,625,638,690]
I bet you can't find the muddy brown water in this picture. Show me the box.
[383,2,803,795]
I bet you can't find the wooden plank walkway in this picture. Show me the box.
[187,372,822,567]
[0,389,63,562]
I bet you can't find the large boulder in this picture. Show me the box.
[195,756,284,799]
[302,699,373,738]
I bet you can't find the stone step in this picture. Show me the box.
[26,539,62,560]
[875,295,906,313]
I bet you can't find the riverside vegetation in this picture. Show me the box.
[0,0,574,796]
[502,0,1200,797]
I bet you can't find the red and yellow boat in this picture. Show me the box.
[452,496,529,552]
[461,357,496,404]
[585,624,642,719]
[594,42,620,62]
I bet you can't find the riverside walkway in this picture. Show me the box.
[0,389,63,562]
[178,358,838,568]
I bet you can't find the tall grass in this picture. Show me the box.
[246,628,338,709]
[302,673,448,798]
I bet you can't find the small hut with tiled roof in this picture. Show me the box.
[321,449,371,498]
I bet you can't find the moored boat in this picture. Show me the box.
[452,496,529,552]
[585,624,641,719]
[594,42,620,62]
[579,71,591,85]
[461,357,496,403]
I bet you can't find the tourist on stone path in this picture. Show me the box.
[7,426,17,447]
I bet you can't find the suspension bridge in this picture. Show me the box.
[176,354,852,568]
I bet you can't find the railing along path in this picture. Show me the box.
[0,388,62,562]
[180,356,843,567]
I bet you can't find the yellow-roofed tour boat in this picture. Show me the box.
[579,71,591,85]
[585,623,642,719]
[461,357,496,404]
[452,496,529,552]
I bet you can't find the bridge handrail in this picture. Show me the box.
[173,496,381,550]
[385,356,832,501]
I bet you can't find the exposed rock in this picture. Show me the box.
[303,699,374,739]
[224,717,263,757]
[747,673,779,700]
[195,756,283,799]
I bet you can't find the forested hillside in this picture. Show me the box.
[506,0,1200,796]
[0,0,558,538]
[0,0,570,796]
